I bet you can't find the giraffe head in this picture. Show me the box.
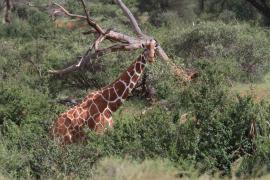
[143,39,158,63]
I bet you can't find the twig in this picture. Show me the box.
[53,2,105,34]
[79,0,105,34]
[53,2,86,19]
[26,58,42,78]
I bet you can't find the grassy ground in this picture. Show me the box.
[232,73,270,101]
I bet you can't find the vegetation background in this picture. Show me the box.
[1,0,270,179]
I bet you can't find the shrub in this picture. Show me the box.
[175,61,270,174]
[166,22,270,82]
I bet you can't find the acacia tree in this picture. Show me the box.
[48,0,196,81]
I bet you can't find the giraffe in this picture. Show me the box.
[52,40,157,144]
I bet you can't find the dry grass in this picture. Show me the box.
[92,158,184,180]
[232,73,270,102]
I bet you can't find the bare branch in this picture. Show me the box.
[79,0,105,34]
[53,2,86,19]
[48,52,91,75]
[114,0,144,37]
[53,2,105,34]
[156,46,169,61]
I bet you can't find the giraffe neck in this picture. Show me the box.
[97,52,148,112]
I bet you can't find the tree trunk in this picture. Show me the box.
[200,0,205,13]
[3,0,12,24]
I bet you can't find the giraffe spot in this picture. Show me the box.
[115,99,122,106]
[102,89,110,100]
[57,117,65,125]
[114,81,125,97]
[103,109,111,119]
[135,63,141,74]
[73,110,80,119]
[77,107,83,113]
[67,109,75,119]
[93,114,102,123]
[109,88,117,101]
[132,75,139,83]
[80,101,88,108]
[122,88,129,99]
[79,121,87,128]
[64,135,71,143]
[90,103,99,116]
[129,69,135,77]
[64,118,72,127]
[87,118,96,129]
[68,125,75,132]
[74,125,81,132]
[72,133,79,141]
[56,126,66,135]
[87,93,96,99]
[80,111,89,120]
[69,109,75,115]
[121,73,131,84]
[109,99,122,112]
[93,95,108,113]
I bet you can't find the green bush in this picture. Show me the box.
[0,18,32,39]
[171,61,270,174]
[166,22,270,82]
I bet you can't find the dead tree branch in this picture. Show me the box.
[52,2,86,19]
[48,0,196,81]
[114,0,144,37]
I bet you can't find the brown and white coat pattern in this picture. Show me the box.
[52,41,156,144]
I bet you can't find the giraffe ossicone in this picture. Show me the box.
[52,40,157,144]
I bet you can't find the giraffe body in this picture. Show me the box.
[52,45,155,144]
